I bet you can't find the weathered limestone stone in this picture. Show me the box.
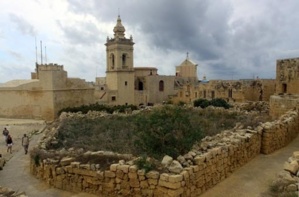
[293,151,299,159]
[110,164,118,172]
[158,180,181,189]
[104,170,116,178]
[168,174,183,183]
[161,155,173,167]
[60,157,74,166]
[167,187,184,196]
[70,162,80,168]
[117,164,130,173]
[284,160,299,175]
[146,171,160,179]
[160,173,169,181]
[168,160,183,174]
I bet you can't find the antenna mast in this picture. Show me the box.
[45,46,47,64]
[35,37,38,64]
[40,41,43,64]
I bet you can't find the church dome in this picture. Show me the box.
[113,15,125,38]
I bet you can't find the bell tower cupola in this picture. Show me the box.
[113,15,125,39]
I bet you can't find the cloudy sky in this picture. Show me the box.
[0,0,299,83]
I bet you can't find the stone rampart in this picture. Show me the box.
[30,109,299,197]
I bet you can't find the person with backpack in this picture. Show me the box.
[6,134,13,154]
[22,134,30,155]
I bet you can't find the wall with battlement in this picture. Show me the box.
[30,109,299,196]
[0,63,95,121]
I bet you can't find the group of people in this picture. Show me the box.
[2,127,30,154]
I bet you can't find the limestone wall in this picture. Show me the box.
[261,110,299,154]
[269,95,299,119]
[30,109,299,196]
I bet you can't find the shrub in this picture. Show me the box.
[193,98,231,109]
[133,106,202,159]
[134,155,156,173]
[58,103,137,115]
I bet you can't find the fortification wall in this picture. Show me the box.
[269,95,299,119]
[30,109,299,197]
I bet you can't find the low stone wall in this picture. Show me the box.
[261,110,299,154]
[30,109,299,197]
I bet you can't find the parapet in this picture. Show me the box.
[36,63,64,71]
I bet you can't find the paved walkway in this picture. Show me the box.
[0,119,96,197]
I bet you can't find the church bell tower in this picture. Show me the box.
[105,16,135,105]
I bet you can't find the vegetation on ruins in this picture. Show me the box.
[58,103,138,115]
[50,105,270,162]
[193,98,231,109]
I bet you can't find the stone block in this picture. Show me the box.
[117,164,129,173]
[168,174,183,183]
[148,178,158,186]
[194,156,205,165]
[158,180,181,189]
[146,170,160,179]
[167,187,184,196]
[60,157,74,166]
[160,173,169,181]
[104,170,116,178]
[140,180,149,188]
[129,165,138,172]
[129,178,140,188]
[284,161,299,175]
[110,164,118,172]
[128,172,138,179]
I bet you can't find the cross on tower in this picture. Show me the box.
[186,52,189,59]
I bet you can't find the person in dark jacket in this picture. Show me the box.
[6,134,13,154]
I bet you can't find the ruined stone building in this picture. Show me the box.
[270,57,299,118]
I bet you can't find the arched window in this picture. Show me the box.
[122,54,126,67]
[111,53,115,69]
[159,80,164,91]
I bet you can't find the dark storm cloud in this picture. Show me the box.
[67,0,232,60]
[65,0,299,79]
[9,14,36,36]
[56,20,102,46]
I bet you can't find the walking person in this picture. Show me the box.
[2,127,9,142]
[6,134,13,154]
[22,134,29,154]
